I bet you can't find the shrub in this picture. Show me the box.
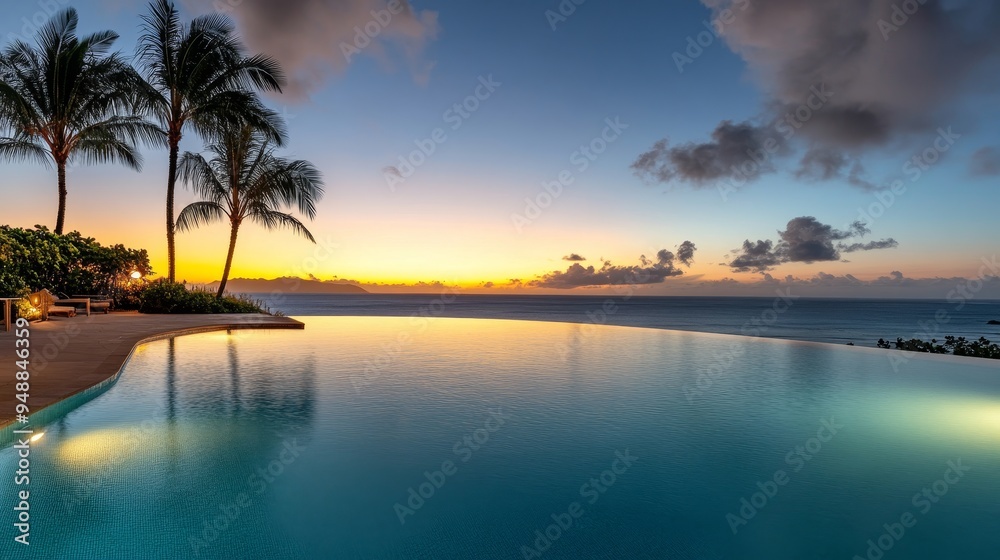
[0,225,151,309]
[138,281,269,314]
[876,336,1000,360]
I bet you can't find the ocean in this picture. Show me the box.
[252,293,1000,347]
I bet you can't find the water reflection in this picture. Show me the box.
[1,317,998,560]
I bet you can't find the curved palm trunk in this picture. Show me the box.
[55,161,67,235]
[166,137,179,282]
[217,221,240,298]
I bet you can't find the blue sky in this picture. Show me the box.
[1,0,998,296]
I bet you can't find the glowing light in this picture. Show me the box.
[30,432,44,442]
[58,429,144,468]
[130,271,143,280]
[878,394,1000,447]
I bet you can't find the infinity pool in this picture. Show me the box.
[2,317,999,559]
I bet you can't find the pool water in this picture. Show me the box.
[2,317,999,559]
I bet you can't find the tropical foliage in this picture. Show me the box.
[0,8,162,234]
[177,124,323,296]
[0,225,151,308]
[138,280,267,314]
[0,3,320,313]
[136,0,286,282]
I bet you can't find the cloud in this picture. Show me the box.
[970,146,1000,176]
[728,217,897,272]
[840,239,900,253]
[705,269,995,290]
[562,253,586,262]
[186,0,440,99]
[729,240,782,273]
[795,148,878,191]
[631,122,780,186]
[532,244,696,289]
[666,269,1000,298]
[677,241,697,266]
[636,0,1000,190]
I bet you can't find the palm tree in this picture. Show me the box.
[176,124,323,297]
[137,0,286,282]
[0,9,162,234]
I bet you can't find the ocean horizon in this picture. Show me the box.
[251,293,1000,347]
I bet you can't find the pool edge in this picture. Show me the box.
[0,318,305,439]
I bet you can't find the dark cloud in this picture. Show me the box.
[631,121,780,186]
[186,0,440,98]
[795,148,878,191]
[532,244,696,289]
[562,254,586,262]
[677,241,696,266]
[637,0,1000,190]
[970,146,1000,176]
[729,240,782,273]
[780,217,867,262]
[728,217,897,272]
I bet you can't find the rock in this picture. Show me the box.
[988,320,1000,325]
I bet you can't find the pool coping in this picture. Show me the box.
[0,315,304,437]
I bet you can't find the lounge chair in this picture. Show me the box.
[35,289,79,319]
[48,306,77,318]
[45,290,100,316]
[72,294,112,314]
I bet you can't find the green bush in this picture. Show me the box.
[0,225,151,309]
[138,281,269,314]
[876,336,1000,360]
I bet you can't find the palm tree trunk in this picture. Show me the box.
[55,161,67,235]
[217,221,240,298]
[166,137,179,283]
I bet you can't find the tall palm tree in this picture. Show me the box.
[0,9,162,234]
[176,124,323,297]
[137,0,286,282]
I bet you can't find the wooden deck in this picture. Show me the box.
[0,312,304,428]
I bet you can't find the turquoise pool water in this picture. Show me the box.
[2,317,999,559]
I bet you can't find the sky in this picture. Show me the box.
[1,0,999,297]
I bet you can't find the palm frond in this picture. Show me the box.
[35,8,78,55]
[0,137,50,166]
[71,135,143,170]
[76,116,167,150]
[181,125,323,247]
[178,151,227,202]
[177,200,228,232]
[189,91,287,146]
[247,209,316,243]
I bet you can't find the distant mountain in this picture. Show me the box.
[202,277,368,294]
